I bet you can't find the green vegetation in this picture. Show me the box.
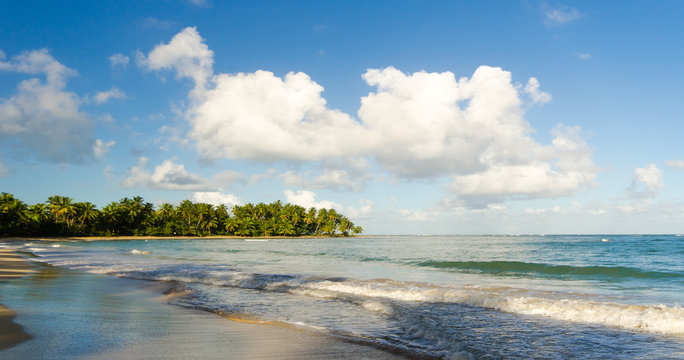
[0,193,362,237]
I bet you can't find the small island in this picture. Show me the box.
[0,193,362,238]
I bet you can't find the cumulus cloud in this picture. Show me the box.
[144,28,597,204]
[665,159,684,169]
[283,189,342,210]
[191,191,241,207]
[543,4,583,26]
[93,139,116,159]
[359,67,595,203]
[0,49,95,163]
[108,53,130,69]
[524,77,552,104]
[140,27,214,91]
[94,86,126,104]
[122,157,214,191]
[628,164,663,198]
[189,70,365,161]
[452,125,596,203]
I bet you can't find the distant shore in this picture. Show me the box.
[1,235,364,242]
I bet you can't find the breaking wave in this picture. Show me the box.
[417,260,684,281]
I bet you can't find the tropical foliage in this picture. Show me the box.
[0,193,362,237]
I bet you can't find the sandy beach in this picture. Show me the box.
[0,249,35,350]
[0,248,412,359]
[0,235,365,242]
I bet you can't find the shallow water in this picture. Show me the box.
[5,235,684,359]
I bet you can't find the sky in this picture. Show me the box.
[1,0,684,234]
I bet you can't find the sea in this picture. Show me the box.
[4,234,684,359]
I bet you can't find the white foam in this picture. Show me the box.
[361,300,395,316]
[297,280,684,335]
[130,249,151,255]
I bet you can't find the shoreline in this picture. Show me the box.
[0,249,35,350]
[0,248,413,359]
[1,235,367,242]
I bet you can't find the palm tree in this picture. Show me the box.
[225,217,238,235]
[77,202,99,226]
[0,193,29,236]
[47,195,77,232]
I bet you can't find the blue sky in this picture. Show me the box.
[2,0,684,234]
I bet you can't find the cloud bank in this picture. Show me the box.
[141,27,598,205]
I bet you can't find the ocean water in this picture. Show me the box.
[5,235,684,359]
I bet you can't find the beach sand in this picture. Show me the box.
[0,249,34,350]
[0,249,411,359]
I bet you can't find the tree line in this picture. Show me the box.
[0,193,363,237]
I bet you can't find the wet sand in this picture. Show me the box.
[0,249,36,279]
[0,250,410,359]
[0,249,34,350]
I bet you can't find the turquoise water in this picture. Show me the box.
[5,235,684,358]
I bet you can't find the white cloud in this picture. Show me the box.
[145,28,597,205]
[628,164,663,198]
[665,159,684,169]
[93,139,116,159]
[122,157,214,191]
[191,191,241,207]
[141,26,214,92]
[283,189,342,210]
[188,70,366,161]
[543,4,583,26]
[359,65,557,179]
[108,53,130,69]
[0,49,95,163]
[524,77,552,104]
[94,86,126,104]
[451,125,596,203]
